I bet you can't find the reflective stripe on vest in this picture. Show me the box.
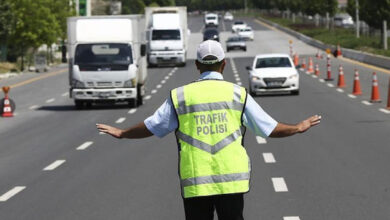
[181,172,250,187]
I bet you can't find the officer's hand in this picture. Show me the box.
[297,115,321,133]
[96,123,123,138]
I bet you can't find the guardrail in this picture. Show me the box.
[257,16,390,70]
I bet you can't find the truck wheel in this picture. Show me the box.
[291,90,300,96]
[178,62,186,67]
[75,100,84,109]
[128,99,137,108]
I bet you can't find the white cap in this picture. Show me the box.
[196,40,225,64]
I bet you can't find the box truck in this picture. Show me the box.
[145,7,188,67]
[67,15,147,108]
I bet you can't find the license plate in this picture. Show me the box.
[267,82,282,87]
[98,92,111,97]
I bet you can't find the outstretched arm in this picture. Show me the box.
[96,122,153,139]
[269,115,321,138]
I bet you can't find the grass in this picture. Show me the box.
[0,62,18,74]
[261,14,390,58]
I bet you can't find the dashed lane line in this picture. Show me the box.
[361,100,373,106]
[0,186,26,202]
[272,177,288,192]
[319,79,325,83]
[327,83,335,88]
[156,84,162,89]
[164,76,169,80]
[43,160,66,171]
[151,89,157,94]
[311,75,318,78]
[379,108,390,114]
[262,153,276,163]
[237,82,242,86]
[348,94,357,99]
[77,141,93,150]
[144,95,152,100]
[29,105,40,110]
[116,117,126,124]
[61,92,69,97]
[284,217,301,220]
[336,88,344,93]
[161,80,166,84]
[256,136,267,144]
[128,109,137,114]
[46,98,55,103]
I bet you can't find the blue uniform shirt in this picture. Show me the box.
[144,71,278,138]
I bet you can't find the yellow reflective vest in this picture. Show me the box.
[171,79,250,198]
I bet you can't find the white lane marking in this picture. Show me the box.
[237,82,242,86]
[311,75,318,78]
[151,89,157,94]
[235,78,241,82]
[116,117,126,124]
[144,95,152,100]
[379,108,390,114]
[156,84,162,89]
[327,83,334,87]
[272,177,288,192]
[348,94,357,99]
[161,80,166,84]
[319,79,325,83]
[168,72,173,76]
[61,92,69,97]
[0,186,26,202]
[173,67,178,71]
[128,109,137,114]
[262,153,276,163]
[284,217,301,220]
[99,132,106,135]
[256,136,267,144]
[46,98,55,103]
[164,76,169,80]
[29,105,39,110]
[77,141,93,150]
[43,160,66,171]
[234,74,239,77]
[361,100,373,106]
[336,88,344,93]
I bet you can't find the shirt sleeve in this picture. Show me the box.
[242,94,278,138]
[144,97,178,138]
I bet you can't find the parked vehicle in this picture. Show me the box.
[145,7,188,67]
[67,15,147,109]
[231,20,247,33]
[224,12,233,21]
[334,14,354,28]
[205,13,219,27]
[226,36,246,52]
[237,26,254,41]
[246,54,299,95]
[203,27,219,42]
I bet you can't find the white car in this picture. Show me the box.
[205,13,219,27]
[247,54,299,95]
[224,12,233,21]
[231,21,246,33]
[237,26,254,40]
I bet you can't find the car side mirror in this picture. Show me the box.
[246,66,252,71]
[140,44,146,57]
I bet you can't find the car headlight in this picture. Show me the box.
[252,76,261,81]
[72,79,85,88]
[124,78,137,88]
[289,74,298,79]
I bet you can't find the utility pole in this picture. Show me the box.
[384,20,388,50]
[356,0,360,38]
[244,0,248,14]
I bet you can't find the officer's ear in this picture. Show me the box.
[195,60,201,71]
[220,59,226,74]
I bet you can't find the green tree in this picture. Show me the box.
[0,0,14,61]
[122,0,146,14]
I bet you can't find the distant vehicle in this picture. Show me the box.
[203,27,219,42]
[246,54,299,95]
[205,13,219,27]
[224,12,234,21]
[232,21,247,33]
[334,14,354,28]
[145,7,188,67]
[67,15,147,109]
[226,36,246,52]
[237,26,254,40]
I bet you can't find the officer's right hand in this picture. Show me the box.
[96,123,123,138]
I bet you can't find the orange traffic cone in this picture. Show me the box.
[325,54,334,81]
[307,57,314,74]
[352,69,362,95]
[2,86,13,117]
[387,77,390,110]
[370,72,381,103]
[315,64,320,76]
[337,65,346,88]
[316,50,322,59]
[293,53,299,67]
[301,59,306,70]
[336,44,342,57]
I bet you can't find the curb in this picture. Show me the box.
[256,16,390,70]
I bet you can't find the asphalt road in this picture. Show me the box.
[0,15,389,220]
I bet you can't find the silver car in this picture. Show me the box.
[226,36,246,52]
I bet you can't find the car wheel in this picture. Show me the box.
[291,90,300,95]
[243,47,247,52]
[227,48,230,52]
[75,100,84,109]
[128,99,137,108]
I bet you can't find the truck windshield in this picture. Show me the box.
[255,57,292,68]
[152,30,181,40]
[75,43,132,71]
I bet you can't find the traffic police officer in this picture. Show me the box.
[97,40,321,220]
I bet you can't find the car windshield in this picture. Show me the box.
[206,16,217,20]
[225,13,232,16]
[204,29,218,35]
[234,21,244,25]
[255,57,292,68]
[152,29,181,40]
[227,37,243,42]
[75,43,132,71]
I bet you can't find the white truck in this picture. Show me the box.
[145,7,188,67]
[67,15,147,109]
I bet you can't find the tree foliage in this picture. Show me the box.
[347,0,390,30]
